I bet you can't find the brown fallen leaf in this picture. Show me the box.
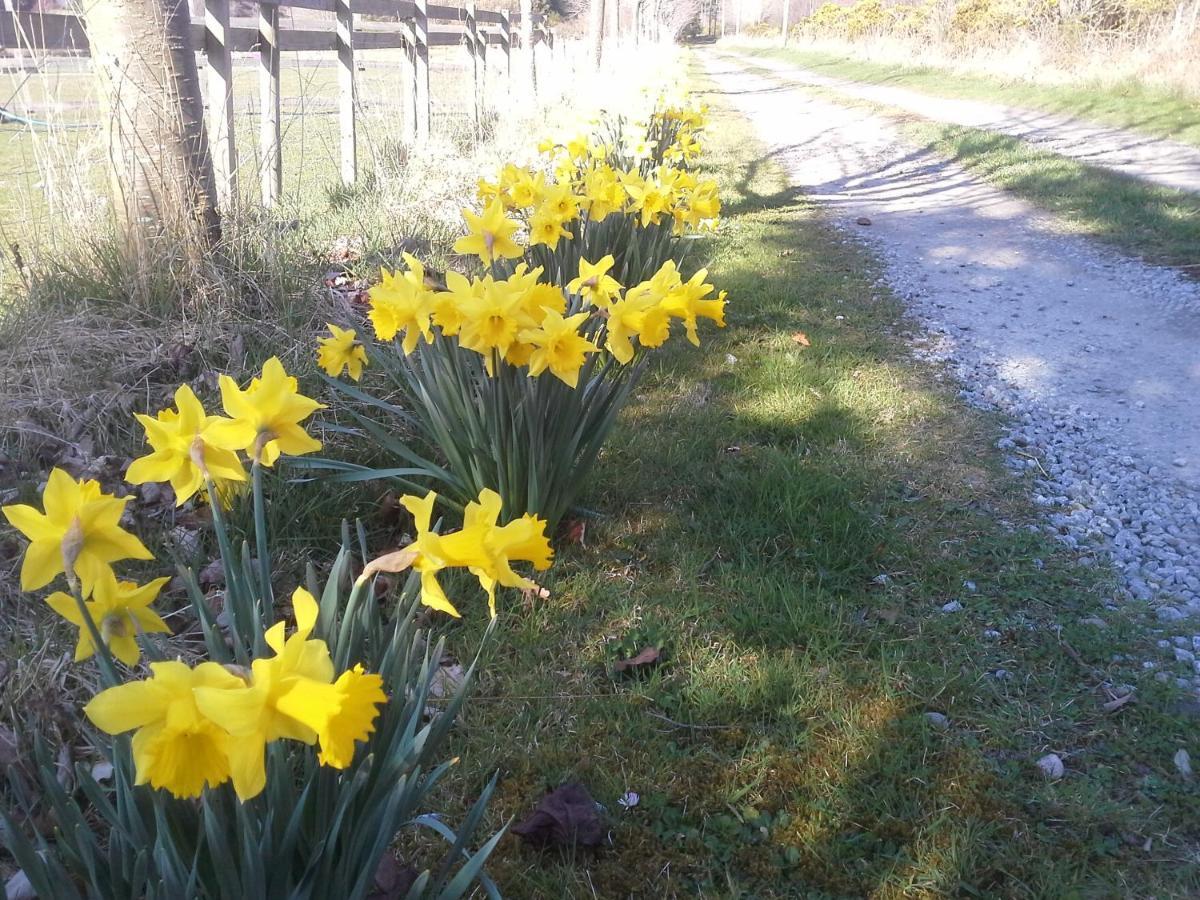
[559,517,587,547]
[511,782,604,849]
[1102,692,1135,713]
[791,331,811,347]
[614,646,661,673]
[368,852,418,900]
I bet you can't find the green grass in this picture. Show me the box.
[733,57,1200,272]
[732,44,1200,149]
[905,122,1200,270]
[389,73,1200,896]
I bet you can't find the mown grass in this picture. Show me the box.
[730,44,1200,149]
[732,56,1200,272]
[403,71,1200,896]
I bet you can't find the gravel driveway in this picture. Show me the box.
[727,51,1200,195]
[704,53,1200,672]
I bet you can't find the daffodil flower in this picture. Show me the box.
[209,357,325,467]
[46,570,171,666]
[567,255,623,309]
[316,323,368,380]
[2,468,153,594]
[519,310,598,389]
[453,199,523,266]
[193,588,384,798]
[85,660,245,799]
[126,383,247,506]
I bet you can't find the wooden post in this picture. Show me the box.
[335,0,356,185]
[519,0,535,96]
[258,3,281,206]
[204,0,237,208]
[465,0,480,130]
[413,0,431,141]
[500,10,512,89]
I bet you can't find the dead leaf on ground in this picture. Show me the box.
[368,852,418,899]
[559,517,587,547]
[511,782,605,849]
[428,659,465,700]
[791,331,811,347]
[614,646,661,673]
[1102,692,1135,713]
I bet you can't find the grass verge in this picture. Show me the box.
[730,44,1200,149]
[427,70,1200,897]
[903,121,1200,271]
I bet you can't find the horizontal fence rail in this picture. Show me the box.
[1,3,555,207]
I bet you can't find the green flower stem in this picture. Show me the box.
[202,477,253,665]
[252,460,275,626]
[67,579,120,688]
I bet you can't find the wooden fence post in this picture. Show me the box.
[500,9,512,89]
[204,0,237,208]
[335,0,356,185]
[465,0,479,130]
[413,0,431,141]
[258,2,282,206]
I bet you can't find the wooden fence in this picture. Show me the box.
[0,3,554,208]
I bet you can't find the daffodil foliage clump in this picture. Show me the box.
[0,358,538,897]
[311,99,726,529]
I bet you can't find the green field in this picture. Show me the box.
[0,49,487,235]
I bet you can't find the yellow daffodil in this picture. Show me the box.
[46,570,171,666]
[519,310,598,389]
[457,278,531,364]
[274,663,386,769]
[126,384,248,507]
[85,660,244,799]
[2,468,153,594]
[622,172,669,227]
[582,165,625,222]
[661,268,728,346]
[209,358,324,467]
[193,588,351,798]
[453,199,523,266]
[522,282,567,319]
[438,489,552,618]
[432,270,481,337]
[540,183,580,222]
[528,206,573,250]
[603,290,659,363]
[567,255,622,309]
[396,490,470,617]
[316,323,368,381]
[368,257,434,354]
[506,168,547,209]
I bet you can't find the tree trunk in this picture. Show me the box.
[82,0,221,245]
[590,0,606,67]
[609,0,619,44]
[780,0,789,44]
[520,0,535,95]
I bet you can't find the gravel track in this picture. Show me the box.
[728,52,1200,195]
[704,53,1200,682]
